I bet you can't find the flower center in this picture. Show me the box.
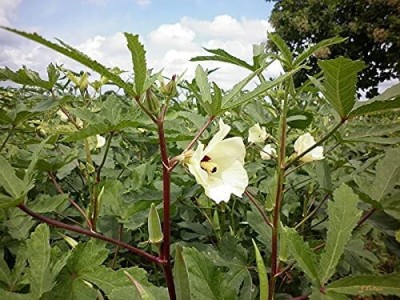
[200,155,218,175]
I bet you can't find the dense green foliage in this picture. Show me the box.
[0,27,400,299]
[266,0,400,97]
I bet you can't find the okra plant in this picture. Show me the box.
[0,27,400,299]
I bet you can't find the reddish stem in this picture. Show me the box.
[157,112,176,300]
[18,203,164,265]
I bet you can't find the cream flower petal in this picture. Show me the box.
[260,144,276,160]
[294,133,324,162]
[207,137,246,165]
[203,119,231,155]
[248,123,268,144]
[96,135,106,148]
[185,119,248,203]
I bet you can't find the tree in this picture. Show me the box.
[266,0,400,97]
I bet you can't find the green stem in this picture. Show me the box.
[269,86,289,300]
[0,126,14,152]
[96,132,114,183]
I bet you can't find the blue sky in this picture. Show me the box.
[14,0,274,41]
[0,0,276,88]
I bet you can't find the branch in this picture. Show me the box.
[18,203,165,265]
[245,189,273,228]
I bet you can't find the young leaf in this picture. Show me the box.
[125,33,147,96]
[318,57,365,119]
[326,274,400,297]
[319,184,362,284]
[195,65,212,104]
[286,228,320,284]
[174,245,191,300]
[1,27,135,96]
[252,240,269,300]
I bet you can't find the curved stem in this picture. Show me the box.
[18,203,164,265]
[295,193,330,230]
[245,189,273,228]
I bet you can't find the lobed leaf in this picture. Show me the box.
[319,184,362,284]
[319,57,365,118]
[286,228,320,284]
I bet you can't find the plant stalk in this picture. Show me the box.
[269,87,289,300]
[18,203,164,265]
[157,110,176,300]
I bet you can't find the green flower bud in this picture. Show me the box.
[160,74,177,98]
[143,88,160,114]
[148,203,163,244]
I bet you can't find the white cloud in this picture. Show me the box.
[136,0,151,8]
[1,14,276,90]
[0,0,21,26]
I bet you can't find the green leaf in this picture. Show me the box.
[370,147,400,202]
[195,65,212,104]
[319,184,362,284]
[318,57,365,118]
[1,27,134,96]
[125,33,147,96]
[369,82,400,101]
[67,239,109,273]
[222,67,302,110]
[0,250,11,286]
[381,192,400,221]
[247,206,272,248]
[315,160,333,192]
[268,33,293,68]
[174,245,191,300]
[349,97,400,118]
[221,68,261,107]
[0,290,31,300]
[4,209,36,240]
[0,66,54,90]
[26,224,55,299]
[327,274,400,297]
[293,37,346,67]
[0,155,25,200]
[286,228,320,284]
[182,247,236,300]
[252,240,269,300]
[190,48,254,71]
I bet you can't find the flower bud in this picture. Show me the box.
[148,203,163,244]
[160,75,177,98]
[143,88,160,114]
